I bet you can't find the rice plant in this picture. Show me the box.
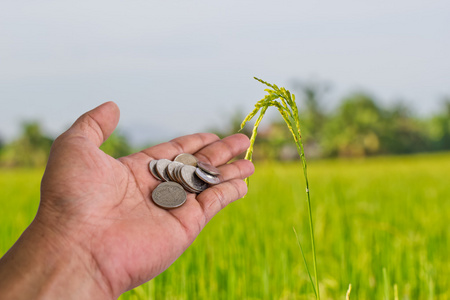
[240,77,320,299]
[3,153,450,298]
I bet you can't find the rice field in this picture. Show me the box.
[1,152,449,299]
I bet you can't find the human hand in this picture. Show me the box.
[0,102,254,299]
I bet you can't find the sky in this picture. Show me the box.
[1,0,449,145]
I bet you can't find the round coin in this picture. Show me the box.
[167,161,184,182]
[155,159,172,182]
[174,153,198,167]
[152,182,187,209]
[180,165,209,193]
[172,166,195,193]
[179,180,198,194]
[195,167,221,185]
[149,160,162,181]
[174,165,184,183]
[197,161,221,176]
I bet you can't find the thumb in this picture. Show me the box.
[65,101,120,147]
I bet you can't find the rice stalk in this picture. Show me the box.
[346,284,352,300]
[241,77,320,299]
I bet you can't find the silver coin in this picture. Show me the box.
[168,165,190,192]
[172,165,195,193]
[197,161,221,176]
[155,159,172,182]
[174,153,198,167]
[180,180,198,194]
[152,182,187,208]
[195,168,221,185]
[174,165,184,183]
[180,165,209,193]
[149,160,162,181]
[167,161,183,182]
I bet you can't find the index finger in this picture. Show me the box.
[194,133,250,167]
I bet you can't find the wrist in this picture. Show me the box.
[0,218,114,300]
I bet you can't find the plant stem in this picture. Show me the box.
[291,112,320,300]
[294,140,320,300]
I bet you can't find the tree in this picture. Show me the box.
[100,130,133,158]
[321,93,385,157]
[0,121,53,167]
[383,103,429,154]
[427,98,450,151]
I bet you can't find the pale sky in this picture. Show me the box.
[1,0,449,144]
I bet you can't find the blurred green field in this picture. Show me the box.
[1,153,449,299]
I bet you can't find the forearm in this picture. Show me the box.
[0,220,113,300]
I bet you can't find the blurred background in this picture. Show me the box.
[1,1,450,299]
[1,0,449,165]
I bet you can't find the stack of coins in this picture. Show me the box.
[149,153,222,209]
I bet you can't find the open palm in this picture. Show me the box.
[38,102,254,298]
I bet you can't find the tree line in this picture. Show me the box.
[1,83,449,167]
[0,123,132,168]
[214,81,450,161]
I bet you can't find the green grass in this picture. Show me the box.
[0,168,42,252]
[1,153,449,299]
